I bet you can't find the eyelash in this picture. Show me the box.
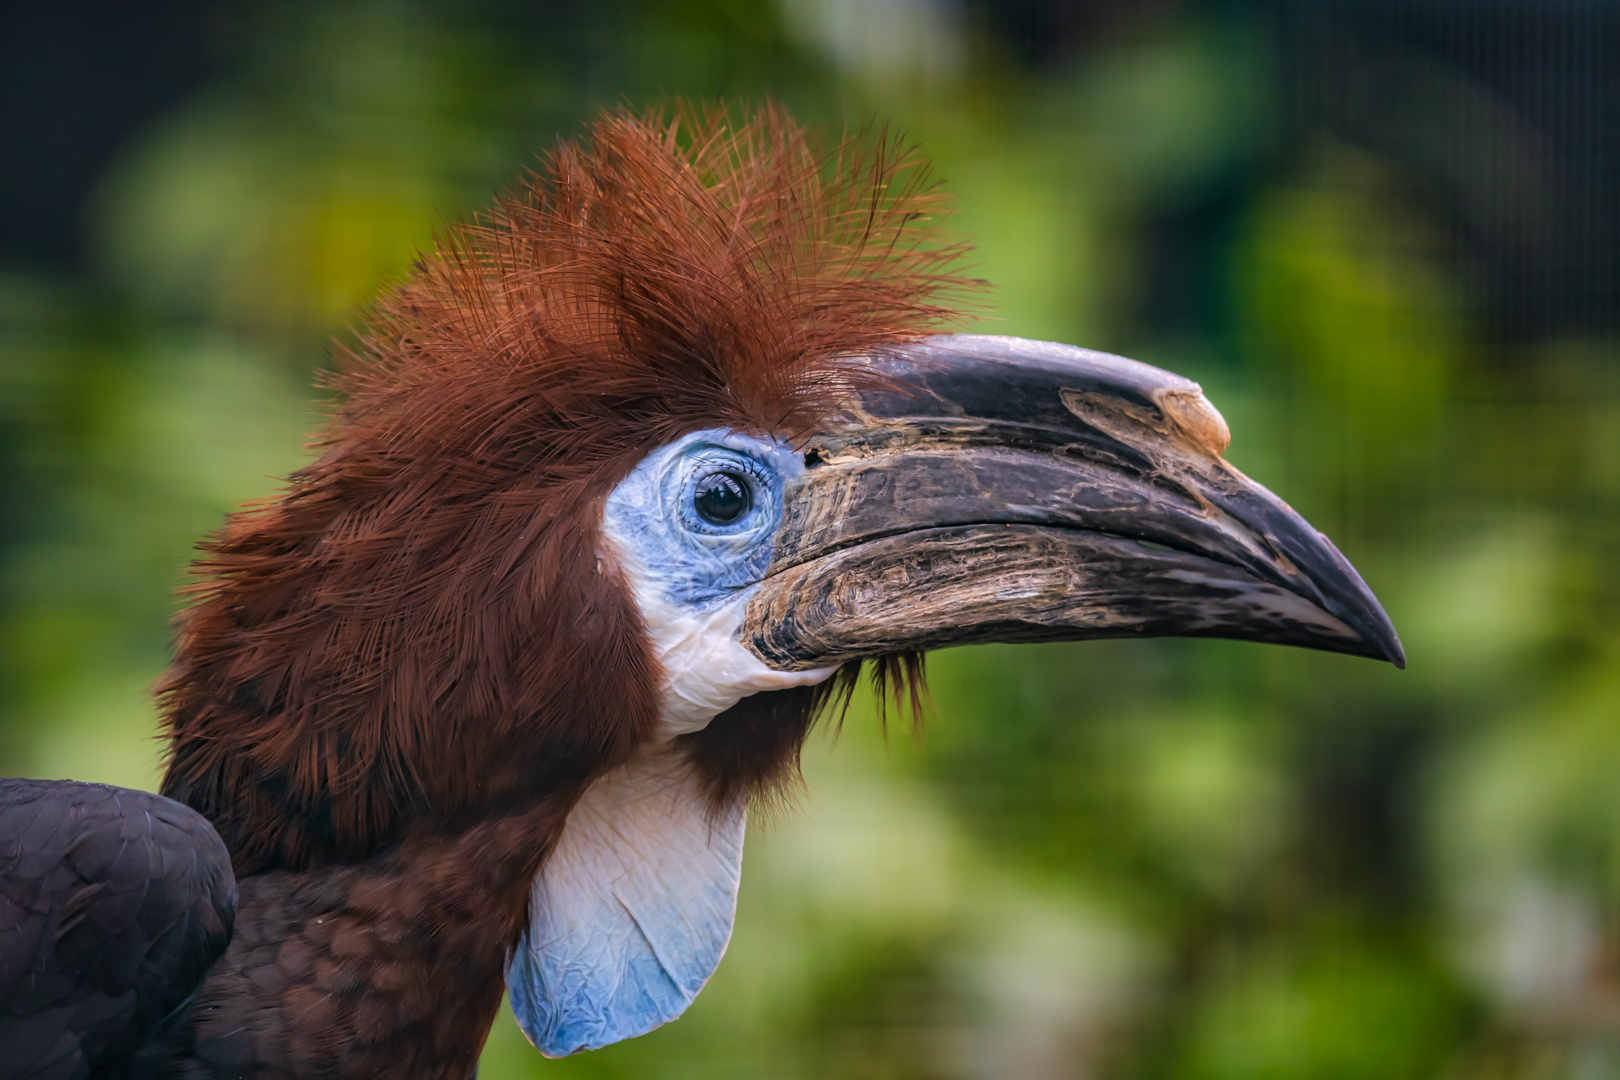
[689,460,767,494]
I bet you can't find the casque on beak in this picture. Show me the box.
[743,334,1405,670]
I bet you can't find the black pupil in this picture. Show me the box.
[694,471,752,525]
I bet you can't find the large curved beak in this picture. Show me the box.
[743,335,1404,670]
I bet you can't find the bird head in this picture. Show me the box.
[157,104,1401,1058]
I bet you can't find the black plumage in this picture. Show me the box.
[0,780,235,1080]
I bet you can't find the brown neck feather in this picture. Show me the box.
[157,484,661,875]
[173,789,583,1077]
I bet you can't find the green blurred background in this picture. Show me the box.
[3,0,1619,1076]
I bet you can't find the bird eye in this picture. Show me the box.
[693,470,753,526]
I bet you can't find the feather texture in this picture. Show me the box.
[0,780,235,1080]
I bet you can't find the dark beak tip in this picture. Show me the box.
[1360,586,1406,669]
[1351,609,1405,669]
[1306,527,1405,670]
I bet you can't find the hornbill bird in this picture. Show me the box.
[0,104,1403,1079]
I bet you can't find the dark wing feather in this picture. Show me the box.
[0,779,235,1080]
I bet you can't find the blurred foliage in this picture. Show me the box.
[3,0,1619,1077]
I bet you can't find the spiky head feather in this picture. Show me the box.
[158,103,970,873]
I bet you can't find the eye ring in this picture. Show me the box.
[692,469,754,526]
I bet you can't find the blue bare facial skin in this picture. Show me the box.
[507,428,803,1058]
[602,429,802,607]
